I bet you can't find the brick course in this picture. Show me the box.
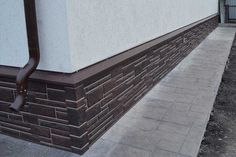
[0,15,218,154]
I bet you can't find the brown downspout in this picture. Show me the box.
[10,0,40,111]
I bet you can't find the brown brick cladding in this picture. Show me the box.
[0,16,218,154]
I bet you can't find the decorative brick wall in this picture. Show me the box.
[0,15,218,154]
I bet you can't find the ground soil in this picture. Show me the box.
[198,37,236,157]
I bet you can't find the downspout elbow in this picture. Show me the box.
[10,95,25,112]
[10,57,40,112]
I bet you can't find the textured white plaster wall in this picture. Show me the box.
[35,0,72,72]
[0,0,218,73]
[68,0,218,71]
[0,0,29,67]
[0,0,72,72]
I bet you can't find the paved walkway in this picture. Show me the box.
[0,27,235,157]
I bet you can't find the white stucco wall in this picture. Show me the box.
[69,0,218,71]
[0,0,218,73]
[0,0,29,67]
[0,0,73,72]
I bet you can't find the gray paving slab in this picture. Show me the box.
[0,27,235,157]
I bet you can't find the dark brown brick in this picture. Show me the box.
[107,99,118,110]
[28,91,47,99]
[66,98,87,108]
[0,126,20,137]
[87,116,98,128]
[31,125,51,138]
[52,134,71,148]
[98,108,109,119]
[112,84,126,97]
[35,98,66,108]
[122,63,135,75]
[9,114,23,121]
[38,115,68,124]
[65,85,85,101]
[103,79,115,94]
[51,129,70,137]
[23,113,39,124]
[70,133,89,149]
[101,93,113,108]
[0,101,11,112]
[0,87,14,102]
[0,111,8,119]
[116,71,135,85]
[84,75,111,92]
[89,116,113,142]
[38,136,52,143]
[86,86,103,107]
[28,81,46,93]
[71,144,89,155]
[135,61,145,74]
[56,111,68,121]
[0,77,15,83]
[39,120,69,131]
[88,109,112,133]
[20,132,39,142]
[69,123,87,137]
[86,102,101,120]
[0,81,16,88]
[68,106,87,125]
[111,105,124,120]
[0,115,29,128]
[0,121,30,132]
[29,103,55,117]
[47,88,65,102]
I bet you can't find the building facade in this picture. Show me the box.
[0,0,218,154]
